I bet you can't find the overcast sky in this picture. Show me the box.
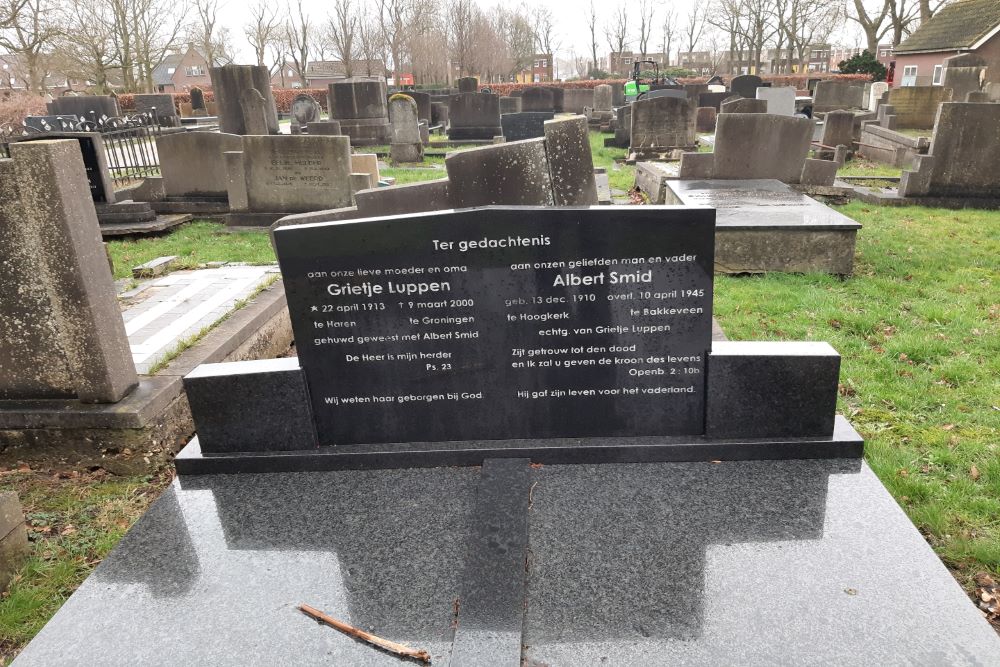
[215,0,864,71]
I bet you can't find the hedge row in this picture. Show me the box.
[482,73,872,96]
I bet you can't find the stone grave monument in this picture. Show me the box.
[239,88,270,135]
[457,76,478,93]
[13,202,1000,665]
[941,53,986,103]
[629,95,697,159]
[154,132,244,215]
[388,94,423,163]
[46,95,120,121]
[886,86,952,129]
[209,65,280,134]
[189,86,208,117]
[586,84,614,128]
[290,94,322,134]
[730,74,763,98]
[812,80,865,112]
[327,80,391,146]
[756,86,795,115]
[448,92,502,140]
[133,93,179,125]
[501,112,555,141]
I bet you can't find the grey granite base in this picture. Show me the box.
[14,460,1000,665]
[98,214,192,238]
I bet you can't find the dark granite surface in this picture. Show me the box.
[523,460,1000,665]
[13,468,478,666]
[14,460,1000,665]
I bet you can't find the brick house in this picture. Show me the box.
[152,45,228,93]
[892,0,1000,86]
[515,55,555,83]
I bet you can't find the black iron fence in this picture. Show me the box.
[1,110,163,187]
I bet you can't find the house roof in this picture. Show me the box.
[895,0,1000,53]
[152,53,184,86]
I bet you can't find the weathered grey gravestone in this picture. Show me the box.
[307,120,341,135]
[630,96,697,157]
[868,82,889,110]
[327,80,390,146]
[696,107,717,132]
[520,87,564,113]
[720,97,766,114]
[0,140,137,403]
[813,80,865,112]
[886,86,954,129]
[189,87,207,116]
[680,114,817,184]
[240,135,353,213]
[389,94,424,163]
[239,88,270,136]
[46,95,120,121]
[291,94,322,127]
[544,115,598,206]
[133,94,177,123]
[594,85,612,111]
[157,132,244,197]
[446,138,554,206]
[822,110,855,149]
[448,92,502,140]
[500,96,522,114]
[399,91,432,122]
[457,77,479,93]
[941,53,986,104]
[562,88,594,114]
[756,86,795,115]
[501,112,555,141]
[209,65,280,135]
[730,75,763,99]
[900,102,1000,198]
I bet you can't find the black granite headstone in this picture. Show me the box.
[17,133,109,203]
[274,207,715,445]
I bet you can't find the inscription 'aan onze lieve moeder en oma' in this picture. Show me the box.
[274,208,715,445]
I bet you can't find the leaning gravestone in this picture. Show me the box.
[209,64,280,134]
[821,110,855,149]
[730,75,763,99]
[941,53,986,104]
[544,116,598,206]
[239,135,353,214]
[720,97,766,114]
[0,140,137,404]
[388,95,423,163]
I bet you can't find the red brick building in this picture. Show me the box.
[152,46,229,93]
[892,0,1000,86]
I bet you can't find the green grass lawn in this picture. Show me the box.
[838,157,903,178]
[588,130,634,193]
[715,202,1000,586]
[106,221,274,280]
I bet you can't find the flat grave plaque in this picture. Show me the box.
[274,207,715,445]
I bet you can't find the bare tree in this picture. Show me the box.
[0,0,60,93]
[244,0,281,67]
[447,0,477,77]
[604,4,629,67]
[59,0,118,92]
[847,0,892,53]
[684,2,707,54]
[637,0,654,58]
[283,0,310,86]
[327,0,358,77]
[587,0,599,75]
[887,0,920,46]
[660,8,678,66]
[532,6,558,56]
[357,17,384,78]
[378,0,434,85]
[0,0,28,29]
[189,0,230,68]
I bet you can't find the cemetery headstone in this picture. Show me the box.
[446,138,554,206]
[133,94,178,124]
[209,64,280,134]
[157,132,244,197]
[696,107,717,132]
[544,115,598,206]
[821,110,855,149]
[240,135,353,214]
[272,207,715,443]
[520,87,564,113]
[501,112,555,141]
[239,88,270,136]
[697,91,732,111]
[630,96,697,157]
[389,94,424,163]
[720,97,766,113]
[46,95,120,121]
[642,89,688,101]
[756,86,795,115]
[189,86,207,116]
[813,80,865,112]
[594,85,613,111]
[500,96,522,114]
[562,88,594,114]
[458,77,479,93]
[291,94,322,127]
[941,53,986,103]
[308,120,342,135]
[886,86,953,129]
[868,82,888,111]
[0,140,137,403]
[448,92,502,141]
[730,75,763,99]
[432,101,450,126]
[351,154,380,186]
[327,80,391,146]
[14,132,115,204]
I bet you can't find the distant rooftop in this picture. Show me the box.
[895,0,1000,53]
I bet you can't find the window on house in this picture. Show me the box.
[167,67,175,74]
[880,50,889,57]
[902,65,918,86]
[288,69,295,77]
[185,65,204,76]
[932,64,943,85]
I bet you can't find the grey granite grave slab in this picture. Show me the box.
[523,459,1000,665]
[660,178,860,275]
[16,459,1000,664]
[12,467,479,666]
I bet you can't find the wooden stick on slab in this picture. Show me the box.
[298,604,432,664]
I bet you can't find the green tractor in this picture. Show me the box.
[623,60,679,102]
